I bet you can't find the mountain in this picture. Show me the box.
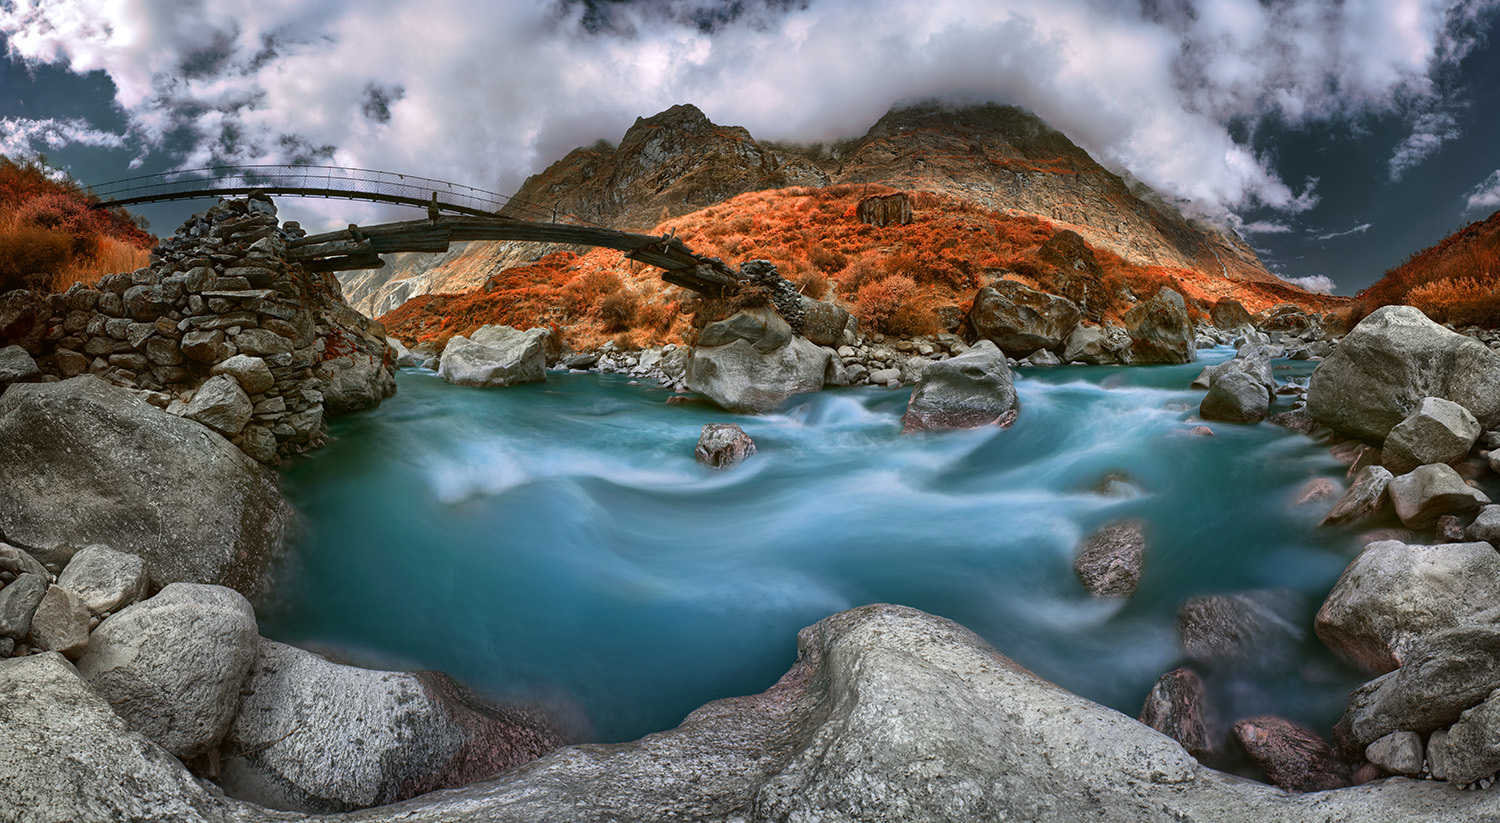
[1350,208,1500,327]
[345,102,1325,330]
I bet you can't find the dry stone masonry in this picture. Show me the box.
[0,193,395,465]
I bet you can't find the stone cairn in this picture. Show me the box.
[736,259,805,334]
[0,193,394,464]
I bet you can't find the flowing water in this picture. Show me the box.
[263,349,1375,744]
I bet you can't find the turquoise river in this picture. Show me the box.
[262,349,1391,745]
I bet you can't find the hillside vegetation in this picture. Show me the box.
[0,156,155,293]
[1351,209,1500,327]
[380,185,1344,351]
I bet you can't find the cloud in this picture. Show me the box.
[2,0,1496,231]
[1466,170,1500,212]
[1312,223,1374,241]
[1389,110,1462,180]
[1239,220,1295,235]
[1278,274,1337,295]
[0,116,126,160]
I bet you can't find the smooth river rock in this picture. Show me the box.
[1200,369,1270,424]
[1387,463,1490,529]
[0,376,292,598]
[76,583,260,760]
[1306,306,1500,441]
[901,339,1017,431]
[438,325,549,387]
[216,638,562,813]
[1315,540,1500,674]
[57,544,149,615]
[687,311,834,414]
[1339,625,1500,750]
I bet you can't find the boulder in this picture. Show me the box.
[316,348,398,415]
[687,315,834,413]
[1232,716,1350,792]
[797,297,856,347]
[184,374,254,437]
[0,343,40,384]
[26,584,91,658]
[1122,287,1195,364]
[1321,466,1394,527]
[1381,397,1482,475]
[76,583,259,759]
[0,571,48,639]
[209,354,275,395]
[964,281,1081,357]
[1024,348,1062,367]
[57,545,149,615]
[1138,667,1216,759]
[389,337,424,368]
[1306,306,1500,441]
[1257,304,1316,335]
[1200,350,1277,400]
[1178,589,1305,671]
[1072,520,1145,597]
[0,541,48,580]
[1340,626,1500,748]
[438,325,549,387]
[1387,464,1490,529]
[216,638,561,813]
[10,604,1500,820]
[901,340,1018,431]
[0,288,48,353]
[1365,731,1424,776]
[1467,505,1500,545]
[697,306,792,352]
[1441,689,1500,785]
[0,376,292,598]
[1062,323,1131,365]
[1316,540,1500,674]
[1200,370,1270,424]
[1210,298,1254,331]
[696,423,757,469]
[0,652,263,823]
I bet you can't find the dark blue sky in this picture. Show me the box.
[2,1,1497,295]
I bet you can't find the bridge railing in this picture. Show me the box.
[85,164,584,223]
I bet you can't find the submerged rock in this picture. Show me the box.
[1315,540,1500,674]
[1139,667,1216,759]
[696,423,757,469]
[1178,589,1305,672]
[1306,306,1500,441]
[1322,466,1394,527]
[438,325,550,387]
[901,339,1017,431]
[0,376,291,598]
[1232,716,1351,793]
[1073,520,1145,597]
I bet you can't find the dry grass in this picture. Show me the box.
[1352,211,1500,327]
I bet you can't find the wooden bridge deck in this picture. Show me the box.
[288,216,742,296]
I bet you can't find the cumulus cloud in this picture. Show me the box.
[1312,223,1374,241]
[1278,274,1337,294]
[1466,170,1500,212]
[1,0,1495,230]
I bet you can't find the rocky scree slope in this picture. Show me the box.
[343,102,1306,321]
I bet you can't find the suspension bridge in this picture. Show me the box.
[87,165,741,295]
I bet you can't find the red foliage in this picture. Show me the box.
[1353,210,1500,326]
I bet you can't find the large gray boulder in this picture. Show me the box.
[901,340,1017,431]
[437,325,549,387]
[57,545,149,615]
[686,310,835,414]
[1200,370,1270,424]
[797,297,856,347]
[1315,540,1500,674]
[0,376,292,598]
[1381,396,1482,475]
[0,652,269,823]
[1062,322,1132,365]
[1306,306,1500,441]
[964,281,1081,357]
[1387,463,1490,528]
[76,583,259,760]
[1339,626,1500,749]
[216,638,561,813]
[1122,288,1196,364]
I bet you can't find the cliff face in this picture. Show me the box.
[344,102,1299,320]
[813,103,1275,286]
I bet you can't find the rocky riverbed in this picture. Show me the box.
[7,200,1500,820]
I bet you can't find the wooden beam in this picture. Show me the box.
[303,254,387,273]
